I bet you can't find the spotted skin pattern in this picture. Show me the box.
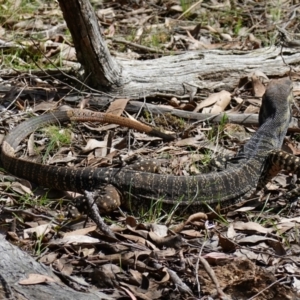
[1,78,297,213]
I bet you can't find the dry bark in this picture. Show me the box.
[0,234,111,299]
[58,0,300,99]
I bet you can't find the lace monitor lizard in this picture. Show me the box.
[1,78,298,213]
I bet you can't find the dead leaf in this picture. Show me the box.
[203,252,234,265]
[250,70,268,81]
[180,229,202,237]
[234,206,257,212]
[134,27,143,42]
[292,277,300,292]
[210,90,231,113]
[174,135,205,147]
[27,133,36,156]
[96,8,115,21]
[80,247,96,257]
[244,104,259,114]
[220,33,232,41]
[155,267,170,283]
[10,182,33,195]
[39,252,58,264]
[227,224,237,239]
[24,224,52,239]
[238,235,275,245]
[14,19,44,30]
[59,44,77,61]
[234,249,260,260]
[233,221,272,234]
[267,240,286,256]
[218,234,236,252]
[19,274,56,285]
[251,74,265,97]
[275,222,295,234]
[53,235,100,245]
[63,226,97,237]
[82,139,107,153]
[48,154,76,164]
[171,212,207,233]
[170,5,183,12]
[126,216,137,227]
[132,132,162,141]
[106,98,130,116]
[151,224,168,237]
[33,101,58,112]
[53,258,74,275]
[280,216,300,223]
[122,234,149,246]
[194,90,231,112]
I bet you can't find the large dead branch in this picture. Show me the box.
[0,235,108,299]
[58,0,300,99]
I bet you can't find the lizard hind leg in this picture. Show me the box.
[69,184,121,217]
[258,150,300,203]
[69,160,159,216]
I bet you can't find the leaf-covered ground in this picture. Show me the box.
[1,0,300,299]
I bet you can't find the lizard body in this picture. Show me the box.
[1,78,296,212]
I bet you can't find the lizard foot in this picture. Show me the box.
[68,184,121,217]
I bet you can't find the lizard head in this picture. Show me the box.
[259,77,293,127]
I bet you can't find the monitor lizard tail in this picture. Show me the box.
[1,78,297,212]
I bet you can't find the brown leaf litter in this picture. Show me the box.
[1,0,300,298]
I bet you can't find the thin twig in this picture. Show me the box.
[84,190,118,239]
[2,207,60,225]
[247,277,286,300]
[177,0,203,20]
[151,261,194,296]
[199,256,228,299]
[195,238,206,297]
[2,86,26,112]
